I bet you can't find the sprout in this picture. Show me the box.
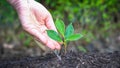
[47,19,83,54]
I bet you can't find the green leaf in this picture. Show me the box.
[55,19,65,37]
[65,23,74,38]
[66,34,83,41]
[47,30,62,42]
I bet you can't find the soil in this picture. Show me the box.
[0,51,120,68]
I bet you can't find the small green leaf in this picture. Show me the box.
[47,30,62,42]
[66,34,83,41]
[65,23,74,38]
[55,19,65,37]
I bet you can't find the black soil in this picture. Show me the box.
[0,51,120,68]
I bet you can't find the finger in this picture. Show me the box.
[42,32,61,50]
[36,37,56,50]
[45,40,56,50]
[24,27,56,50]
[45,15,57,31]
[46,38,61,50]
[52,40,61,50]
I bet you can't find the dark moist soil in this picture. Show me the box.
[0,51,120,68]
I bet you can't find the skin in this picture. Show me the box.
[7,0,61,50]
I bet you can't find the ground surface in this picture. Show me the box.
[0,51,120,68]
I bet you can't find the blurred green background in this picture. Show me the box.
[0,0,120,58]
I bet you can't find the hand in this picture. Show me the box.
[7,0,61,50]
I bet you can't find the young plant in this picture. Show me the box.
[46,19,83,53]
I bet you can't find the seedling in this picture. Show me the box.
[47,19,83,54]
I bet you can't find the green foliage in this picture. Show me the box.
[19,32,33,47]
[47,19,83,53]
[77,45,87,53]
[55,19,65,37]
[44,0,120,44]
[24,38,32,47]
[47,30,62,42]
[66,34,83,41]
[0,0,17,24]
[65,23,74,38]
[1,0,120,52]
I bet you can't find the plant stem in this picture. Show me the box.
[63,41,67,54]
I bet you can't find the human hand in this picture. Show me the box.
[7,0,61,50]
